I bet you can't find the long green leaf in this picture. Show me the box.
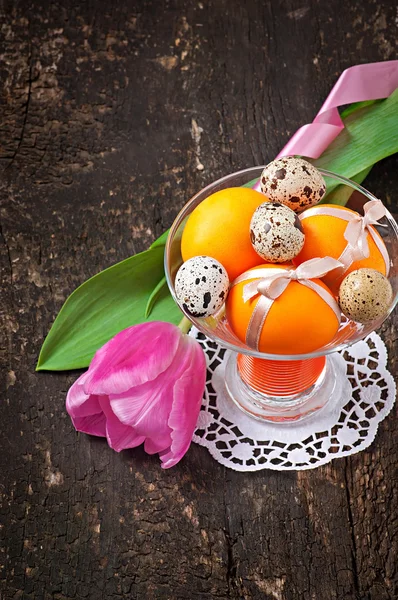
[339,99,380,119]
[323,165,373,206]
[37,246,181,371]
[312,89,398,195]
[242,177,259,188]
[145,275,167,318]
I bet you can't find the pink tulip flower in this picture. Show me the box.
[66,322,206,468]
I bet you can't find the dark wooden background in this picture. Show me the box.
[1,1,397,598]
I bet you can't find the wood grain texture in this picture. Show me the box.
[1,0,397,598]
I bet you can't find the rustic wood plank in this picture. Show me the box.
[1,1,397,599]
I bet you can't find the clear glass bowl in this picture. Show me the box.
[165,167,398,422]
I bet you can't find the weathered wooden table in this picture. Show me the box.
[1,1,397,598]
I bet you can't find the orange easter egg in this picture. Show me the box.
[226,264,340,355]
[293,204,388,291]
[181,187,267,281]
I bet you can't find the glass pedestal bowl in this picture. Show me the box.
[165,167,398,423]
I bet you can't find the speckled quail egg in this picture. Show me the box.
[260,157,326,213]
[175,256,229,318]
[338,268,393,323]
[250,202,305,262]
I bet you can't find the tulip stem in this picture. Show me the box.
[178,316,192,335]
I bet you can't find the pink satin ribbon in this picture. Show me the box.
[300,200,390,276]
[278,61,398,159]
[232,258,342,350]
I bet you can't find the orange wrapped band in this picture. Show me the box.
[237,354,326,397]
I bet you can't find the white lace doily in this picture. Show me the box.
[191,329,396,471]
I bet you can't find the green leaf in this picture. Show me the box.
[145,275,167,318]
[37,246,182,371]
[241,177,259,189]
[323,165,373,206]
[339,99,380,119]
[312,89,398,196]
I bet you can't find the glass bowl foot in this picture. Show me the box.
[225,353,342,422]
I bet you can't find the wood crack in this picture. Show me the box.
[223,471,237,598]
[6,44,33,171]
[224,527,239,598]
[344,460,361,597]
[0,222,13,284]
[223,472,246,599]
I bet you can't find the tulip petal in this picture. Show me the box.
[66,375,107,436]
[71,413,107,438]
[66,374,91,413]
[81,322,182,396]
[109,378,165,425]
[161,337,206,469]
[66,375,102,418]
[99,397,145,452]
[109,372,174,439]
[144,436,172,455]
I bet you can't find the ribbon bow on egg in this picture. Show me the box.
[242,257,343,302]
[233,257,343,350]
[299,199,390,277]
[343,199,387,262]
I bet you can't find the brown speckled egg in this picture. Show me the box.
[260,157,326,213]
[175,256,229,318]
[338,268,393,323]
[250,202,305,262]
